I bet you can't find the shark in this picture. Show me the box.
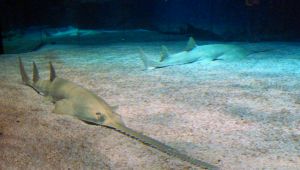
[18,58,219,170]
[139,37,259,69]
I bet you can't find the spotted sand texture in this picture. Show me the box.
[0,40,300,169]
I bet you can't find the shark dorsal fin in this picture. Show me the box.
[185,37,197,51]
[49,62,56,81]
[32,62,40,83]
[160,45,170,61]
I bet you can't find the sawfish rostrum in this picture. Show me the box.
[18,58,219,169]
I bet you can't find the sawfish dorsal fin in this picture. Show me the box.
[160,45,170,61]
[32,62,39,83]
[185,37,197,51]
[49,62,56,81]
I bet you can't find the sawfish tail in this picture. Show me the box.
[138,48,159,70]
[18,57,30,85]
[112,124,219,169]
[18,58,45,95]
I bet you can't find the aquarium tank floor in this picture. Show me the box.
[0,30,300,169]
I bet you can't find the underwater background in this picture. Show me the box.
[1,0,300,53]
[0,0,300,169]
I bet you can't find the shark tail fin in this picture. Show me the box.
[160,45,170,61]
[18,58,45,95]
[49,62,56,81]
[185,37,197,51]
[32,62,40,83]
[139,48,150,69]
[18,57,30,84]
[139,48,159,70]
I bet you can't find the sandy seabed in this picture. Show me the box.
[0,39,300,170]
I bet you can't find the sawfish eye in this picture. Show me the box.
[96,112,105,123]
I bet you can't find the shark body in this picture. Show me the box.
[18,58,218,170]
[139,37,254,69]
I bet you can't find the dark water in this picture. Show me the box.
[1,1,300,41]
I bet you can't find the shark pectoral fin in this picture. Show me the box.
[160,45,170,61]
[53,99,74,115]
[185,37,197,51]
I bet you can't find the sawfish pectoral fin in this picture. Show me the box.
[111,105,119,111]
[53,99,74,115]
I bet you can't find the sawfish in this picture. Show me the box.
[18,58,218,169]
[139,37,259,69]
